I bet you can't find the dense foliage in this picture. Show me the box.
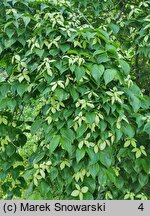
[0,0,150,200]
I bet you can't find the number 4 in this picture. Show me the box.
[138,203,144,211]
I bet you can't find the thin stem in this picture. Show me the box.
[116,0,128,21]
[135,44,139,80]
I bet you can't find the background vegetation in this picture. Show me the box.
[0,0,150,200]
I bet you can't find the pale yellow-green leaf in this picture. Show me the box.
[131,140,137,148]
[33,177,38,186]
[106,191,113,199]
[75,184,80,190]
[33,144,37,152]
[136,150,141,158]
[95,115,100,124]
[79,192,83,200]
[124,140,131,147]
[71,190,79,197]
[65,161,70,167]
[141,150,147,156]
[60,161,65,170]
[82,169,86,176]
[132,148,138,152]
[106,91,114,96]
[15,54,20,61]
[94,145,99,154]
[74,173,80,182]
[2,118,8,125]
[34,164,38,169]
[24,74,30,82]
[140,145,145,150]
[40,169,45,178]
[51,84,57,91]
[46,161,52,166]
[81,186,88,193]
[78,141,84,149]
[87,102,94,108]
[116,121,121,129]
[100,142,106,150]
[111,135,115,144]
[124,194,130,199]
[18,76,24,83]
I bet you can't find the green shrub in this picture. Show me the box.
[0,0,149,200]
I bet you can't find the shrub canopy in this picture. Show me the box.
[0,0,150,199]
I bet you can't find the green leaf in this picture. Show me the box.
[119,59,130,75]
[5,38,16,48]
[17,83,28,97]
[81,186,88,193]
[74,66,85,81]
[106,168,116,183]
[115,128,123,142]
[2,162,12,172]
[124,140,130,147]
[18,134,27,147]
[84,177,96,192]
[31,119,43,135]
[7,99,17,111]
[89,164,100,178]
[104,69,117,85]
[54,88,68,101]
[71,190,79,197]
[69,87,79,101]
[40,181,50,195]
[18,37,26,46]
[11,166,23,180]
[22,16,31,27]
[122,124,135,138]
[60,137,72,154]
[34,48,44,58]
[136,150,141,159]
[143,122,150,135]
[108,23,119,34]
[99,150,112,167]
[99,120,107,132]
[60,44,70,53]
[142,159,150,174]
[0,83,10,96]
[138,173,149,187]
[76,123,87,138]
[33,152,45,164]
[86,112,96,124]
[91,64,104,83]
[114,177,124,189]
[98,168,107,186]
[49,135,60,154]
[49,167,58,181]
[84,192,94,200]
[136,115,144,127]
[97,53,110,63]
[60,128,75,142]
[129,95,141,112]
[54,61,64,72]
[6,144,16,157]
[5,28,15,39]
[49,49,59,56]
[106,44,118,57]
[97,30,109,41]
[76,148,85,163]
